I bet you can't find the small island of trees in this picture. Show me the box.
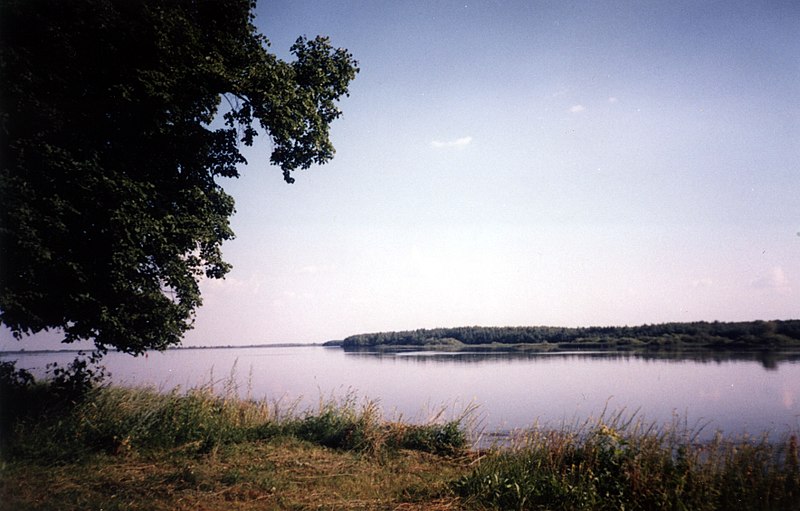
[328,320,800,353]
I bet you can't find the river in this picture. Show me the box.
[3,346,799,440]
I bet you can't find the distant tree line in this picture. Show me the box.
[336,320,800,350]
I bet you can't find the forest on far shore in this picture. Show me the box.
[329,320,800,351]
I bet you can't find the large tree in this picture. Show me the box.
[0,0,358,355]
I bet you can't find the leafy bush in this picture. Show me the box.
[47,351,109,401]
[1,353,113,457]
[0,360,36,450]
[0,360,34,388]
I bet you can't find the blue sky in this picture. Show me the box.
[3,0,799,349]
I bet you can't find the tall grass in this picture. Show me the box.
[4,361,798,510]
[2,370,469,462]
[454,412,800,510]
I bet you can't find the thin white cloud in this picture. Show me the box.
[608,96,618,103]
[430,136,473,149]
[569,104,585,113]
[197,272,265,307]
[298,263,336,275]
[751,266,791,293]
[273,290,315,308]
[692,277,713,288]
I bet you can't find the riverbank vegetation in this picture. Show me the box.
[2,362,799,510]
[456,415,799,510]
[331,320,800,353]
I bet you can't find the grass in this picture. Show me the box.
[1,362,798,510]
[0,362,471,510]
[456,412,800,510]
[2,436,468,510]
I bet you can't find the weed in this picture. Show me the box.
[4,371,797,510]
[454,414,800,510]
[1,372,470,462]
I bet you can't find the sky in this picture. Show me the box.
[3,0,799,350]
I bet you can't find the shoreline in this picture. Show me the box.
[2,380,798,510]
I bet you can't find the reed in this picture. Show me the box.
[2,369,469,461]
[454,412,800,510]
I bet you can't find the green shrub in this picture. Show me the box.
[289,409,370,450]
[388,421,467,455]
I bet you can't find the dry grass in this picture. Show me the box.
[1,437,472,510]
[0,374,473,511]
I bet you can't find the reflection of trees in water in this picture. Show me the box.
[343,348,800,370]
[635,350,795,370]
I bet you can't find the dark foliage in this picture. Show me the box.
[0,0,358,354]
[340,320,800,350]
[0,360,39,452]
[46,351,109,401]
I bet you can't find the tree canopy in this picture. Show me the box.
[0,0,358,354]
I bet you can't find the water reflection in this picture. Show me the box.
[4,346,799,438]
[343,348,800,370]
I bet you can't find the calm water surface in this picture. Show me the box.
[4,347,800,438]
